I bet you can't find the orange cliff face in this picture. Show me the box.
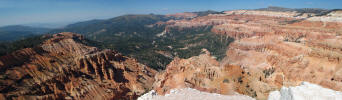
[154,10,342,99]
[152,49,269,99]
[153,49,223,94]
[0,32,156,100]
[218,10,342,92]
[153,49,244,94]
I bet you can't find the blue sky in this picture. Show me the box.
[0,0,341,27]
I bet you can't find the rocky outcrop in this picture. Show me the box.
[153,49,223,94]
[0,32,156,100]
[153,49,263,99]
[268,82,342,100]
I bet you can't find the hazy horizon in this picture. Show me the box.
[1,0,342,27]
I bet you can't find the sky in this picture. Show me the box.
[0,0,341,27]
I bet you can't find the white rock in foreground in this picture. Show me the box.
[268,82,342,100]
[138,88,255,100]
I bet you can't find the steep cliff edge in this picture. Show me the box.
[219,10,342,99]
[0,32,156,100]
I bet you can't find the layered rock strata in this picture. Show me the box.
[0,32,156,100]
[154,9,342,99]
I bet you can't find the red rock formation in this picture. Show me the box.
[154,49,221,94]
[153,49,265,98]
[155,10,342,99]
[0,32,156,100]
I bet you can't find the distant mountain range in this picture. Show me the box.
[23,22,71,29]
[0,25,51,41]
[0,25,50,33]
